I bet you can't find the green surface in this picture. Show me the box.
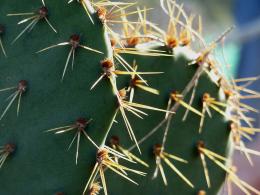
[0,0,117,194]
[109,45,230,195]
[0,1,232,195]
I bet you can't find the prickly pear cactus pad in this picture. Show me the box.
[1,0,260,195]
[111,47,230,194]
[0,0,119,194]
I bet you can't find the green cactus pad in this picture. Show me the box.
[110,45,231,195]
[0,0,118,194]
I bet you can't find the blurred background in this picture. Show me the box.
[123,0,260,194]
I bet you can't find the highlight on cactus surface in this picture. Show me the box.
[0,0,260,194]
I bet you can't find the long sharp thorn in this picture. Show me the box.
[120,107,141,154]
[71,49,75,70]
[100,168,108,195]
[79,45,103,54]
[36,42,70,53]
[135,84,160,95]
[235,146,260,156]
[230,175,250,195]
[90,74,105,90]
[45,125,72,132]
[120,107,133,140]
[126,152,149,167]
[56,127,75,134]
[81,1,95,24]
[124,106,144,119]
[67,132,78,151]
[16,92,22,116]
[12,18,38,44]
[76,132,80,165]
[115,54,148,85]
[123,103,147,116]
[165,98,172,119]
[107,165,139,185]
[159,163,168,185]
[7,13,34,16]
[200,153,211,188]
[0,154,8,168]
[199,103,206,133]
[164,153,188,163]
[18,16,37,25]
[129,87,135,103]
[44,17,58,33]
[124,101,175,114]
[0,38,7,57]
[0,91,19,120]
[82,131,99,149]
[0,86,16,92]
[201,148,227,161]
[61,47,73,81]
[83,163,99,195]
[179,100,203,116]
[163,157,194,188]
[27,19,39,33]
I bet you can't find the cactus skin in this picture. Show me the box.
[111,46,230,194]
[0,0,118,194]
[0,0,258,195]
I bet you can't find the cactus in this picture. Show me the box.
[1,0,260,195]
[111,47,229,195]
